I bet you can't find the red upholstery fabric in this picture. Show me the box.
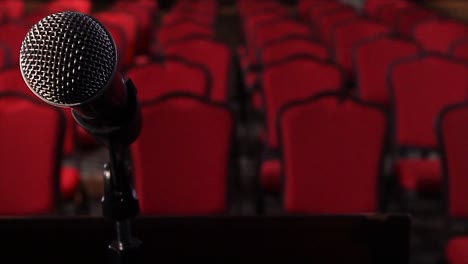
[299,0,340,21]
[255,20,312,49]
[0,45,11,71]
[3,0,24,21]
[315,8,358,45]
[390,55,468,148]
[163,11,214,26]
[262,57,344,149]
[157,22,213,47]
[439,104,468,218]
[395,7,436,37]
[260,159,282,192]
[354,36,420,106]
[60,165,80,200]
[0,69,77,156]
[0,24,30,67]
[114,1,157,53]
[333,18,391,76]
[364,0,403,17]
[395,159,441,191]
[131,96,233,215]
[308,1,346,24]
[241,2,287,17]
[0,95,63,215]
[96,12,138,68]
[414,19,468,54]
[446,237,468,264]
[0,68,29,94]
[374,1,411,26]
[172,0,216,16]
[243,13,286,66]
[262,39,329,64]
[451,39,468,62]
[280,95,386,213]
[164,39,231,102]
[252,20,313,69]
[127,61,209,102]
[47,0,91,13]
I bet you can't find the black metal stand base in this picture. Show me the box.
[108,220,142,264]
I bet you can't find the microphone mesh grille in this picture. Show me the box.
[20,11,116,105]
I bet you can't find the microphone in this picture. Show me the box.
[20,12,143,262]
[20,11,141,145]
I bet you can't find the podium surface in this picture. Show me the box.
[0,214,410,264]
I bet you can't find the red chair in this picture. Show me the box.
[332,18,391,78]
[0,92,65,215]
[156,20,213,48]
[413,19,468,54]
[389,54,468,198]
[395,6,436,38]
[131,93,234,215]
[0,23,31,67]
[279,92,387,214]
[127,56,211,102]
[114,1,157,54]
[438,102,468,264]
[260,55,345,192]
[242,15,288,69]
[163,10,214,26]
[450,38,468,62]
[2,0,24,22]
[96,12,138,69]
[353,35,421,106]
[299,0,341,22]
[47,0,92,14]
[163,37,233,103]
[314,7,359,45]
[241,1,288,18]
[246,37,329,111]
[249,20,313,67]
[0,42,13,70]
[374,1,411,27]
[0,69,81,200]
[307,1,348,25]
[364,0,403,17]
[261,36,329,65]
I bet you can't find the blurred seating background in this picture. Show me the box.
[0,1,468,264]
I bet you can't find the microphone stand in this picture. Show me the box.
[103,140,141,264]
[73,79,143,264]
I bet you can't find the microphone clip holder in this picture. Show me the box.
[73,79,143,264]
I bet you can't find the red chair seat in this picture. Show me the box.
[396,159,442,192]
[446,237,468,264]
[260,159,282,192]
[60,165,80,200]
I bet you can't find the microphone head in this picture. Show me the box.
[20,11,117,107]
